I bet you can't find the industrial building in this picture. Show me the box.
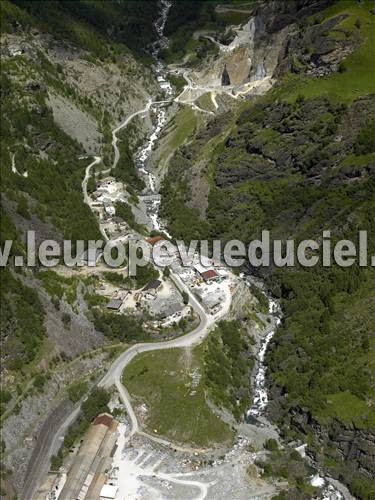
[201,269,219,281]
[194,264,219,281]
[57,413,118,500]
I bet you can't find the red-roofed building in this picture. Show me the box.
[93,413,113,428]
[201,269,219,281]
[146,235,164,246]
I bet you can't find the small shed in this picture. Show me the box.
[143,279,162,293]
[106,298,123,311]
[100,484,118,499]
[201,269,219,281]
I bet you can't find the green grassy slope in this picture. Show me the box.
[124,347,234,446]
[280,0,375,102]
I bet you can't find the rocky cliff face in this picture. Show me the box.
[196,2,332,87]
[278,403,375,488]
[275,15,359,78]
[215,95,375,189]
[253,0,335,34]
[185,6,292,88]
[247,0,336,80]
[221,64,231,86]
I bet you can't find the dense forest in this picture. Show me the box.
[204,320,255,420]
[4,0,158,59]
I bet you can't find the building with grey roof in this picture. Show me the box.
[106,298,123,311]
[142,279,161,292]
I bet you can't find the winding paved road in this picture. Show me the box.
[98,271,229,438]
[23,93,230,498]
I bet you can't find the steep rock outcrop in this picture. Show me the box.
[247,0,336,81]
[253,0,336,34]
[275,15,360,78]
[277,404,375,484]
[221,64,231,86]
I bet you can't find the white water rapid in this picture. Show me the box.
[134,0,174,237]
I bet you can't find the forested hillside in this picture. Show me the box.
[160,1,375,496]
[3,0,158,59]
[1,0,158,368]
[0,2,158,493]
